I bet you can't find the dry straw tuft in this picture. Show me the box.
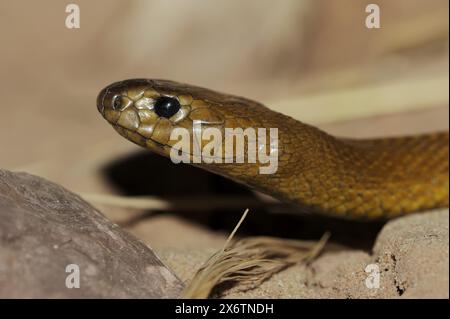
[183,209,330,298]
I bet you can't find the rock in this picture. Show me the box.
[373,210,449,298]
[309,210,449,299]
[0,169,183,298]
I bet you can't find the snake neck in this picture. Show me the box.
[202,108,449,219]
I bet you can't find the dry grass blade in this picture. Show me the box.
[183,209,330,298]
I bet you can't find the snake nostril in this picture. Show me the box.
[154,96,181,118]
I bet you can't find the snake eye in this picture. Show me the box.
[154,96,181,118]
[112,95,122,110]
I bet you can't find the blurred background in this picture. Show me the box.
[0,0,448,271]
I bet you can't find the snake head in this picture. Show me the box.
[97,79,229,157]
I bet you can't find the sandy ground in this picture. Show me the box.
[160,209,449,298]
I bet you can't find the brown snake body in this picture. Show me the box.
[97,79,449,219]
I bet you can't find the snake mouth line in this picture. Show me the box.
[113,121,279,174]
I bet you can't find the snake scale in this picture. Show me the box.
[97,79,449,219]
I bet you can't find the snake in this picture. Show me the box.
[97,79,449,220]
